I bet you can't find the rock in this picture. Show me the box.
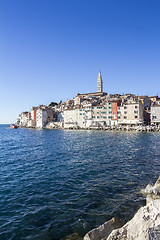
[107,199,160,240]
[141,176,160,205]
[83,217,125,240]
[83,178,160,240]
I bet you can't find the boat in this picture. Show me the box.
[9,124,19,129]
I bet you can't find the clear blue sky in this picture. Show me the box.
[0,0,160,123]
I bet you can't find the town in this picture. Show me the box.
[17,71,160,130]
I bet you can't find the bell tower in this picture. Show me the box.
[97,70,103,92]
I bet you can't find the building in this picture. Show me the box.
[138,96,151,109]
[151,105,160,126]
[30,107,38,127]
[17,112,30,127]
[63,108,77,128]
[118,100,144,126]
[36,106,56,128]
[36,108,48,128]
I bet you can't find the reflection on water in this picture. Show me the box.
[0,125,160,239]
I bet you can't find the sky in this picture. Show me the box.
[0,0,160,123]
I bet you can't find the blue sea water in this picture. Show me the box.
[0,125,160,240]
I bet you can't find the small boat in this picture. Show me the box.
[9,124,19,129]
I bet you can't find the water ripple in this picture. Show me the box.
[0,126,160,239]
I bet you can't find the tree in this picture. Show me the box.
[48,102,58,107]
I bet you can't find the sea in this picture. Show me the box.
[0,124,160,240]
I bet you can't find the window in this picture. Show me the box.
[97,112,99,114]
[135,106,138,109]
[118,111,121,114]
[134,111,138,114]
[80,113,82,115]
[104,107,106,109]
[124,111,127,114]
[124,106,127,109]
[135,116,138,118]
[97,116,99,118]
[109,111,112,114]
[124,116,127,119]
[103,116,107,119]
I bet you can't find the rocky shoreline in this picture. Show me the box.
[20,125,160,132]
[83,177,160,240]
[62,126,160,132]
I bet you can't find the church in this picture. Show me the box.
[75,71,107,101]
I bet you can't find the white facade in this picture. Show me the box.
[64,109,77,128]
[17,112,29,127]
[151,105,160,125]
[36,109,48,128]
[57,112,64,122]
[118,101,144,125]
[63,102,119,129]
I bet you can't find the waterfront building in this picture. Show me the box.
[63,98,122,128]
[63,108,77,128]
[36,108,48,128]
[57,112,64,122]
[151,105,160,126]
[17,112,30,127]
[91,103,109,127]
[117,100,144,126]
[30,107,38,127]
[36,106,56,128]
[109,99,122,126]
[144,108,151,125]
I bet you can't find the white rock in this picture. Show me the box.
[83,217,125,240]
[107,199,160,240]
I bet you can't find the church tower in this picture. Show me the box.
[97,70,103,92]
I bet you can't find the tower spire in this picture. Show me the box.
[97,70,103,92]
